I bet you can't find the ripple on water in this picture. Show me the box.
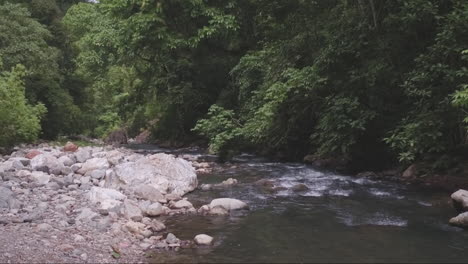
[339,212,408,227]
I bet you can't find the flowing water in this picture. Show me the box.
[128,146,468,263]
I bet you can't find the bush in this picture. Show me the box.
[0,64,47,147]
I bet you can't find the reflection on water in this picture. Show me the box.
[139,150,468,263]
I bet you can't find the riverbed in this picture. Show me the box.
[126,146,468,263]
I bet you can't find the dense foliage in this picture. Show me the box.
[1,0,467,171]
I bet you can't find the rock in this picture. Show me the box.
[76,208,99,223]
[451,189,468,212]
[106,150,124,166]
[145,202,164,216]
[148,219,166,232]
[291,184,309,192]
[88,187,126,214]
[221,178,238,186]
[31,154,63,175]
[208,205,229,216]
[107,153,197,196]
[134,185,164,202]
[15,170,31,178]
[71,163,82,172]
[10,157,30,166]
[449,212,468,228]
[25,150,42,159]
[402,164,417,178]
[209,198,248,211]
[0,160,24,172]
[29,171,51,186]
[165,233,179,244]
[61,166,73,175]
[73,234,86,242]
[58,156,75,167]
[165,193,181,201]
[88,169,106,179]
[194,234,213,246]
[123,199,143,222]
[171,199,193,209]
[0,186,18,209]
[36,223,53,232]
[78,158,110,175]
[46,182,61,190]
[63,142,79,152]
[124,220,146,235]
[200,184,213,191]
[75,149,91,163]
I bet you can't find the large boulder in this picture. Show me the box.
[30,154,63,175]
[451,189,468,212]
[78,158,110,175]
[209,198,248,211]
[134,185,164,202]
[106,153,197,196]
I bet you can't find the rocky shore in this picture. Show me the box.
[0,142,246,263]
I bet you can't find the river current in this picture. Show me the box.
[128,145,468,263]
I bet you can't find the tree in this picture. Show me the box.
[0,63,46,147]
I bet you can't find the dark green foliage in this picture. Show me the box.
[2,0,467,172]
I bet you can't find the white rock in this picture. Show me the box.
[124,220,146,235]
[88,187,126,213]
[106,150,124,165]
[15,170,31,178]
[76,208,99,223]
[134,185,164,202]
[106,153,197,196]
[172,199,193,209]
[194,234,213,245]
[58,156,75,167]
[78,158,110,175]
[145,202,164,216]
[30,154,63,175]
[29,171,51,186]
[75,149,91,163]
[451,189,468,211]
[123,199,143,222]
[37,223,53,232]
[209,198,248,211]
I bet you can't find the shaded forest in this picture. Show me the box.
[1,0,467,172]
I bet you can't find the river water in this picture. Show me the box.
[128,146,468,263]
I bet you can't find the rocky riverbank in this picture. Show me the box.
[0,142,246,263]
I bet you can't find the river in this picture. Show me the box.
[128,145,468,263]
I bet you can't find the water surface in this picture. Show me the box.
[126,147,468,263]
